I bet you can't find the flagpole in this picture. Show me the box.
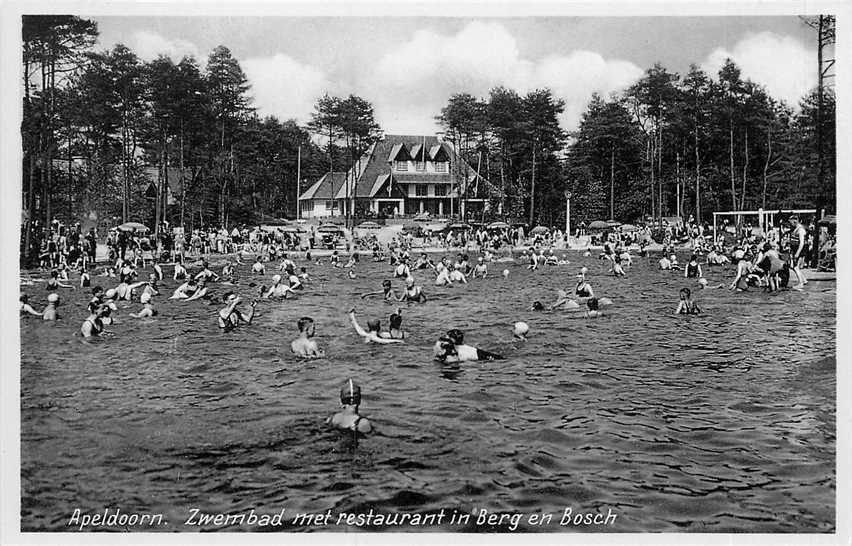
[296,145,301,220]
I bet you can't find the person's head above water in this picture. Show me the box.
[447,329,464,345]
[297,316,315,336]
[382,279,392,289]
[47,293,59,305]
[367,319,381,333]
[532,300,544,311]
[680,287,691,300]
[513,321,529,338]
[340,379,361,406]
[389,312,402,330]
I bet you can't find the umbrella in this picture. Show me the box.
[317,224,343,233]
[487,221,510,229]
[530,226,550,235]
[356,221,381,229]
[606,219,622,227]
[620,223,639,232]
[118,222,149,232]
[588,220,610,230]
[448,223,470,230]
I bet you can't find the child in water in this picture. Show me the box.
[675,287,701,315]
[327,379,373,434]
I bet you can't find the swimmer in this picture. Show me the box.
[347,308,403,344]
[173,260,188,281]
[80,305,109,337]
[129,292,157,318]
[264,274,295,299]
[361,280,399,301]
[472,257,488,279]
[19,295,42,317]
[290,316,324,358]
[434,267,452,286]
[387,308,406,339]
[42,293,60,320]
[46,270,73,291]
[80,270,91,288]
[675,287,701,315]
[585,297,603,318]
[299,267,310,281]
[502,269,509,279]
[99,289,119,324]
[221,261,235,279]
[394,258,411,279]
[330,251,341,267]
[399,277,426,303]
[348,269,357,280]
[344,255,357,268]
[669,254,682,271]
[194,261,220,283]
[170,278,206,300]
[513,321,529,340]
[574,274,595,299]
[326,379,373,434]
[610,256,626,277]
[218,292,256,331]
[251,256,266,275]
[684,254,703,279]
[549,290,581,310]
[448,267,467,284]
[530,300,545,311]
[413,253,435,271]
[433,329,503,362]
[152,260,164,281]
[658,255,672,270]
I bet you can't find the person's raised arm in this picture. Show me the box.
[239,301,257,324]
[348,308,369,337]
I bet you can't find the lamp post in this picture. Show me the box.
[564,190,572,247]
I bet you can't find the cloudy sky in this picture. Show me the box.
[91,16,820,133]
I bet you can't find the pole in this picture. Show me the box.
[566,197,571,246]
[296,145,301,220]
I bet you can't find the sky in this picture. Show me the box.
[90,16,822,133]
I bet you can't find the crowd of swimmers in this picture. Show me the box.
[21,214,823,437]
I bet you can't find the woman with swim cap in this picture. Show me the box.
[42,293,60,321]
[513,321,529,340]
[433,329,503,362]
[327,379,373,434]
[399,277,426,303]
[575,273,595,299]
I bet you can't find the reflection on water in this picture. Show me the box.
[20,252,835,532]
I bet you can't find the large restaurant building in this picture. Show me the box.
[298,134,486,219]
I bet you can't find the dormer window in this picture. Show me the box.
[416,161,426,172]
[435,162,448,173]
[395,161,408,172]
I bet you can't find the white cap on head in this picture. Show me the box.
[513,321,529,337]
[580,266,588,275]
[47,293,59,303]
[502,269,509,277]
[698,277,708,286]
[272,274,281,283]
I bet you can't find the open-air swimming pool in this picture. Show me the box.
[19,250,835,532]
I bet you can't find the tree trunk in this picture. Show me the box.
[762,125,772,209]
[740,129,748,210]
[694,123,701,223]
[529,140,536,226]
[729,119,737,210]
[609,146,615,220]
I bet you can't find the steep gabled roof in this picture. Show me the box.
[299,172,347,200]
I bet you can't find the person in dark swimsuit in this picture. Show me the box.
[327,379,373,435]
[217,292,256,331]
[399,277,426,303]
[684,254,703,279]
[433,329,503,362]
[575,275,594,298]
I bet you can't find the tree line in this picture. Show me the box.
[437,58,834,229]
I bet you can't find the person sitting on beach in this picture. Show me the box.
[472,257,488,279]
[327,379,373,434]
[264,274,295,299]
[42,293,60,321]
[291,316,324,358]
[433,329,503,362]
[129,291,157,318]
[19,295,42,317]
[675,287,701,315]
[684,254,703,279]
[347,308,403,344]
[399,277,426,303]
[251,256,266,275]
[218,292,256,331]
[361,279,399,301]
[585,297,603,318]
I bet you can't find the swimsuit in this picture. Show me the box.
[686,263,699,278]
[576,282,592,297]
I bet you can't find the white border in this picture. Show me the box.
[1,1,849,545]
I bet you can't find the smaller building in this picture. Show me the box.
[297,172,348,218]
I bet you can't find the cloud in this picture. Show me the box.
[701,32,815,106]
[121,31,201,62]
[242,54,329,124]
[364,21,643,132]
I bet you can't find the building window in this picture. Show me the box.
[434,185,447,197]
[416,184,428,197]
[416,161,426,172]
[435,162,448,173]
[395,161,408,172]
[302,201,313,212]
[324,200,334,209]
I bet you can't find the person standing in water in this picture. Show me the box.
[675,287,701,314]
[326,379,373,434]
[788,216,808,289]
[42,293,60,320]
[218,292,256,331]
[291,316,324,358]
[684,254,703,279]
